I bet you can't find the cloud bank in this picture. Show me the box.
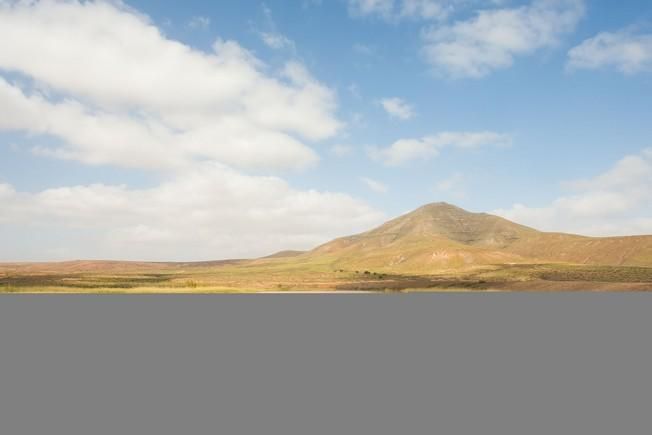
[494,149,652,236]
[0,0,383,260]
[0,0,340,171]
[0,164,384,261]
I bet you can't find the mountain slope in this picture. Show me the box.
[367,202,538,248]
[308,202,652,272]
[310,203,534,272]
[505,233,652,267]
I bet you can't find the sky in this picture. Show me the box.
[1,0,652,261]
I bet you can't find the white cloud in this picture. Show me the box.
[258,4,295,51]
[348,0,450,21]
[0,183,15,203]
[360,177,389,193]
[0,164,385,261]
[568,29,652,74]
[187,15,210,30]
[370,131,511,165]
[381,97,415,120]
[0,0,387,261]
[494,149,652,236]
[422,0,585,78]
[261,32,295,50]
[0,76,317,171]
[0,0,341,171]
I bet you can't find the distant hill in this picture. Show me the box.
[308,202,652,272]
[262,250,306,259]
[0,259,245,275]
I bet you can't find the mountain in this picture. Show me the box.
[307,202,652,272]
[3,202,651,292]
[361,202,537,248]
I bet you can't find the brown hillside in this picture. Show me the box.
[310,203,534,272]
[505,234,652,266]
[309,202,652,272]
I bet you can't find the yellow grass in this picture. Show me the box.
[2,259,652,293]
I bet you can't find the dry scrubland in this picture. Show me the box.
[2,203,652,293]
[2,260,652,293]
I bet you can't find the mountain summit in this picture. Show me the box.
[309,202,652,272]
[311,202,531,271]
[365,202,537,248]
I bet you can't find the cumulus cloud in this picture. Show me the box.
[0,0,386,261]
[422,0,585,78]
[568,28,652,74]
[0,164,385,261]
[370,131,511,165]
[0,76,319,171]
[360,177,389,193]
[0,0,340,171]
[494,149,652,236]
[381,97,415,120]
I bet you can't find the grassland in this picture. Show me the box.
[2,258,652,293]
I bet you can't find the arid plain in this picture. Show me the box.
[2,203,652,293]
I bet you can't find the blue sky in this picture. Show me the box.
[1,0,652,261]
